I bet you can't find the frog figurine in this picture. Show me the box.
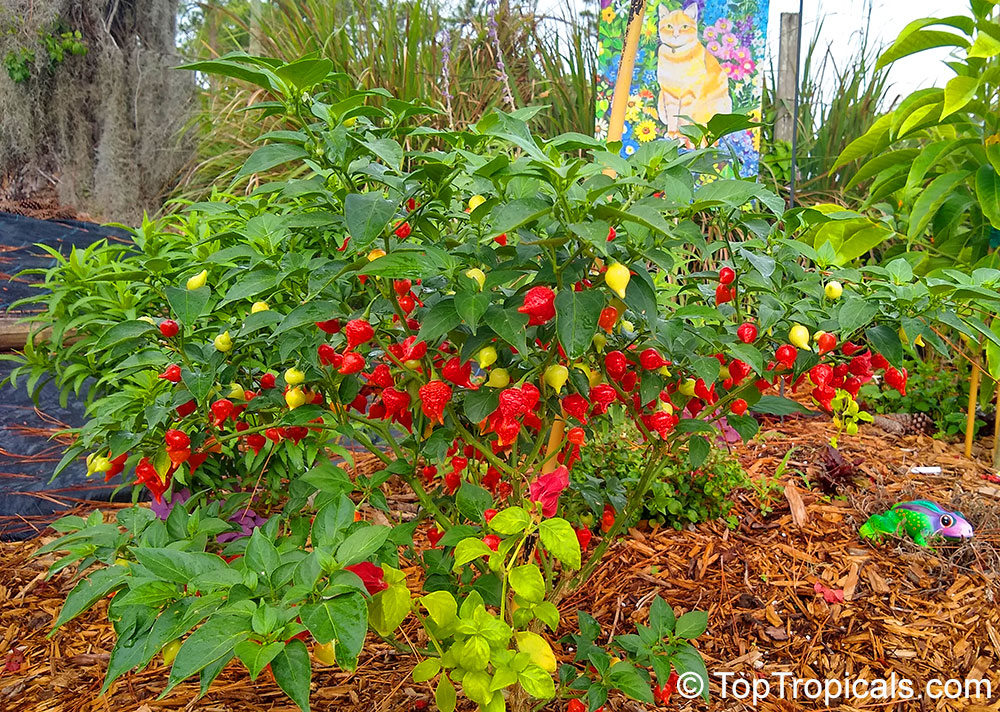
[859,500,973,548]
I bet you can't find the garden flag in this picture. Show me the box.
[596,0,769,177]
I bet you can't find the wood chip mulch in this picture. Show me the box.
[2,421,999,712]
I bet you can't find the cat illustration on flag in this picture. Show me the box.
[656,3,732,134]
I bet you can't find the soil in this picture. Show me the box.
[1,418,999,712]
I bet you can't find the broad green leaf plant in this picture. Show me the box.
[4,53,994,711]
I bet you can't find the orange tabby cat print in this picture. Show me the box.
[656,3,732,134]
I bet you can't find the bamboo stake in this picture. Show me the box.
[541,415,566,474]
[607,0,648,144]
[965,348,981,459]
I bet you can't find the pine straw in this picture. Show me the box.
[2,421,1000,712]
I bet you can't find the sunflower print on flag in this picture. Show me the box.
[595,0,769,178]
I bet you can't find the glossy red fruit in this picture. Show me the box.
[841,341,863,356]
[518,286,557,326]
[567,699,587,712]
[159,320,179,338]
[158,364,182,383]
[817,332,837,355]
[639,348,666,370]
[731,398,748,415]
[885,366,907,395]
[737,322,757,344]
[719,266,736,285]
[607,225,616,242]
[318,343,339,367]
[259,373,276,389]
[483,508,498,523]
[809,364,833,387]
[775,344,797,369]
[394,221,412,239]
[870,352,889,370]
[483,534,501,551]
[210,399,234,426]
[399,295,415,314]
[605,350,628,380]
[265,427,284,443]
[315,319,341,334]
[427,528,444,548]
[728,359,751,383]
[715,283,734,305]
[598,306,618,332]
[394,279,412,296]
[576,527,592,551]
[339,352,365,374]
[164,429,190,450]
[247,433,266,455]
[600,503,615,533]
[344,319,375,351]
[495,233,508,246]
[176,399,197,418]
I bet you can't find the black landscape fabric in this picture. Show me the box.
[1,212,136,540]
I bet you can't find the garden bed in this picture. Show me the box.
[2,419,998,712]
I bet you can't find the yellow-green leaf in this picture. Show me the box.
[941,75,978,118]
[515,631,557,672]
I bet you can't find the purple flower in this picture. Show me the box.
[218,507,267,543]
[151,488,191,520]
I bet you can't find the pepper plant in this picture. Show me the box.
[4,53,993,712]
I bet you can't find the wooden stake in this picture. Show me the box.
[965,351,981,459]
[607,0,648,144]
[993,385,1000,469]
[541,415,566,474]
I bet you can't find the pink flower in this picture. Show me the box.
[707,40,723,55]
[528,466,570,517]
[345,561,389,595]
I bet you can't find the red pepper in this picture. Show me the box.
[418,380,452,424]
[344,319,374,351]
[517,286,556,326]
[737,322,757,344]
[158,364,182,383]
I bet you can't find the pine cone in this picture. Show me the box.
[873,412,934,436]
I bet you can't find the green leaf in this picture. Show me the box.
[538,517,581,570]
[866,325,903,368]
[751,396,817,416]
[95,321,156,350]
[464,387,499,423]
[838,297,880,334]
[455,291,490,332]
[976,165,1000,228]
[488,506,531,535]
[456,483,493,522]
[301,462,352,495]
[421,590,458,629]
[245,526,281,576]
[484,305,529,355]
[336,525,390,566]
[672,644,710,701]
[876,29,970,70]
[330,593,367,668]
[417,298,461,342]
[832,114,892,171]
[969,29,1000,58]
[518,663,556,699]
[412,658,442,683]
[649,597,675,638]
[907,171,971,239]
[368,584,411,636]
[608,661,654,703]
[489,197,551,235]
[453,538,495,568]
[692,180,784,215]
[237,143,309,179]
[360,247,454,279]
[164,614,251,694]
[270,638,312,711]
[509,564,546,603]
[436,675,457,712]
[533,601,560,630]
[52,567,128,630]
[688,435,710,468]
[220,268,278,306]
[554,288,603,360]
[274,57,334,89]
[675,610,708,639]
[165,286,211,326]
[344,192,398,249]
[941,75,979,118]
[234,640,284,681]
[133,548,234,585]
